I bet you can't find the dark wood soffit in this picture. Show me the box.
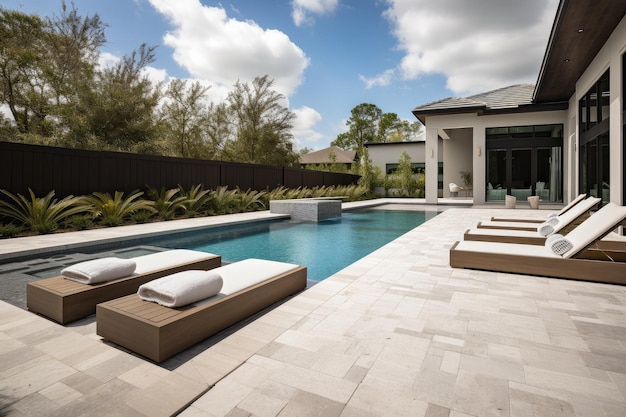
[533,0,626,103]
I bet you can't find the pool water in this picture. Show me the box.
[149,209,438,281]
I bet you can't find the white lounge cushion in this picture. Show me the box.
[62,258,136,284]
[138,270,223,307]
[218,258,300,295]
[133,249,218,274]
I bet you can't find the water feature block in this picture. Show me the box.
[269,199,342,221]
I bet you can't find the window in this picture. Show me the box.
[485,125,563,202]
[579,70,610,205]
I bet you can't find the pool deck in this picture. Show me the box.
[1,199,625,416]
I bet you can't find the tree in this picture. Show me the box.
[395,151,418,196]
[387,120,423,142]
[70,43,162,152]
[0,2,105,138]
[222,75,298,166]
[160,79,211,158]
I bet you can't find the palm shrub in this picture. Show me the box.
[147,186,188,220]
[0,223,23,238]
[235,188,267,212]
[80,191,155,226]
[0,189,86,233]
[207,186,239,215]
[178,184,211,217]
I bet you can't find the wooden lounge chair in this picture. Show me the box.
[449,203,626,285]
[96,258,307,362]
[476,196,600,232]
[489,193,587,223]
[27,249,221,324]
[464,197,624,248]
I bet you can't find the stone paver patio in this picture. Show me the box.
[1,202,625,416]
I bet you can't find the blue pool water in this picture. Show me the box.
[148,209,438,281]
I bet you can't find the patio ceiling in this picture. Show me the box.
[533,0,626,103]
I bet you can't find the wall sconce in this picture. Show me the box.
[476,147,481,156]
[430,148,434,158]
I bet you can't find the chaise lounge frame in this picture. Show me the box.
[27,252,221,324]
[489,193,587,223]
[96,265,307,362]
[476,196,600,233]
[450,203,626,285]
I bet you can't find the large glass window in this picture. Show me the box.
[485,124,563,202]
[579,70,610,205]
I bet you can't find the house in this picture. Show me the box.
[413,0,625,207]
[299,146,358,170]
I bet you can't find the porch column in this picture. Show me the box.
[425,127,439,204]
[473,128,486,204]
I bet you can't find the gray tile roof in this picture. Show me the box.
[413,84,535,113]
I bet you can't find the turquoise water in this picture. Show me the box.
[149,209,438,281]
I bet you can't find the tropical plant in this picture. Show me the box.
[178,184,211,217]
[206,186,239,215]
[235,188,267,212]
[0,189,86,233]
[0,223,23,238]
[79,190,155,226]
[147,186,188,220]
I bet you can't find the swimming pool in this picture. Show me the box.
[145,209,439,281]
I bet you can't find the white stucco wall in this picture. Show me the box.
[366,141,443,174]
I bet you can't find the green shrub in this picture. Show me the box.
[147,186,188,220]
[80,191,155,226]
[0,223,23,238]
[0,189,86,233]
[178,184,211,217]
[130,210,154,224]
[63,214,94,230]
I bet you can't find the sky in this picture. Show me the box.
[3,0,559,151]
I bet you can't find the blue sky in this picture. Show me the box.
[3,0,559,150]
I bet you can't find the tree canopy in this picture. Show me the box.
[331,103,423,153]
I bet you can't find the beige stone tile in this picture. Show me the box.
[524,365,623,402]
[441,351,461,374]
[348,381,429,417]
[269,362,357,404]
[118,362,171,389]
[191,380,253,417]
[0,356,76,400]
[126,372,207,417]
[453,370,510,417]
[39,381,83,406]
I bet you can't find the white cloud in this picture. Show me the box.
[292,0,339,27]
[148,0,309,97]
[291,106,324,148]
[382,0,559,95]
[359,69,395,88]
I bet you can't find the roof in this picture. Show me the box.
[534,0,626,103]
[412,84,562,123]
[299,146,357,164]
[412,0,624,122]
[365,140,425,147]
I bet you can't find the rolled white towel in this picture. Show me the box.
[545,217,559,226]
[537,221,556,237]
[138,270,223,308]
[62,257,137,284]
[545,234,573,256]
[547,212,558,219]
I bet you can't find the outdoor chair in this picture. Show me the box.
[96,258,307,362]
[449,202,626,284]
[27,249,221,324]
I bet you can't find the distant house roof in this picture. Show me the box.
[412,84,566,124]
[299,146,357,165]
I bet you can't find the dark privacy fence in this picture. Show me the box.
[0,142,360,198]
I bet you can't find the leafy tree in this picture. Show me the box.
[71,44,162,152]
[160,79,211,158]
[395,151,418,196]
[387,120,423,142]
[222,75,298,166]
[0,2,105,138]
